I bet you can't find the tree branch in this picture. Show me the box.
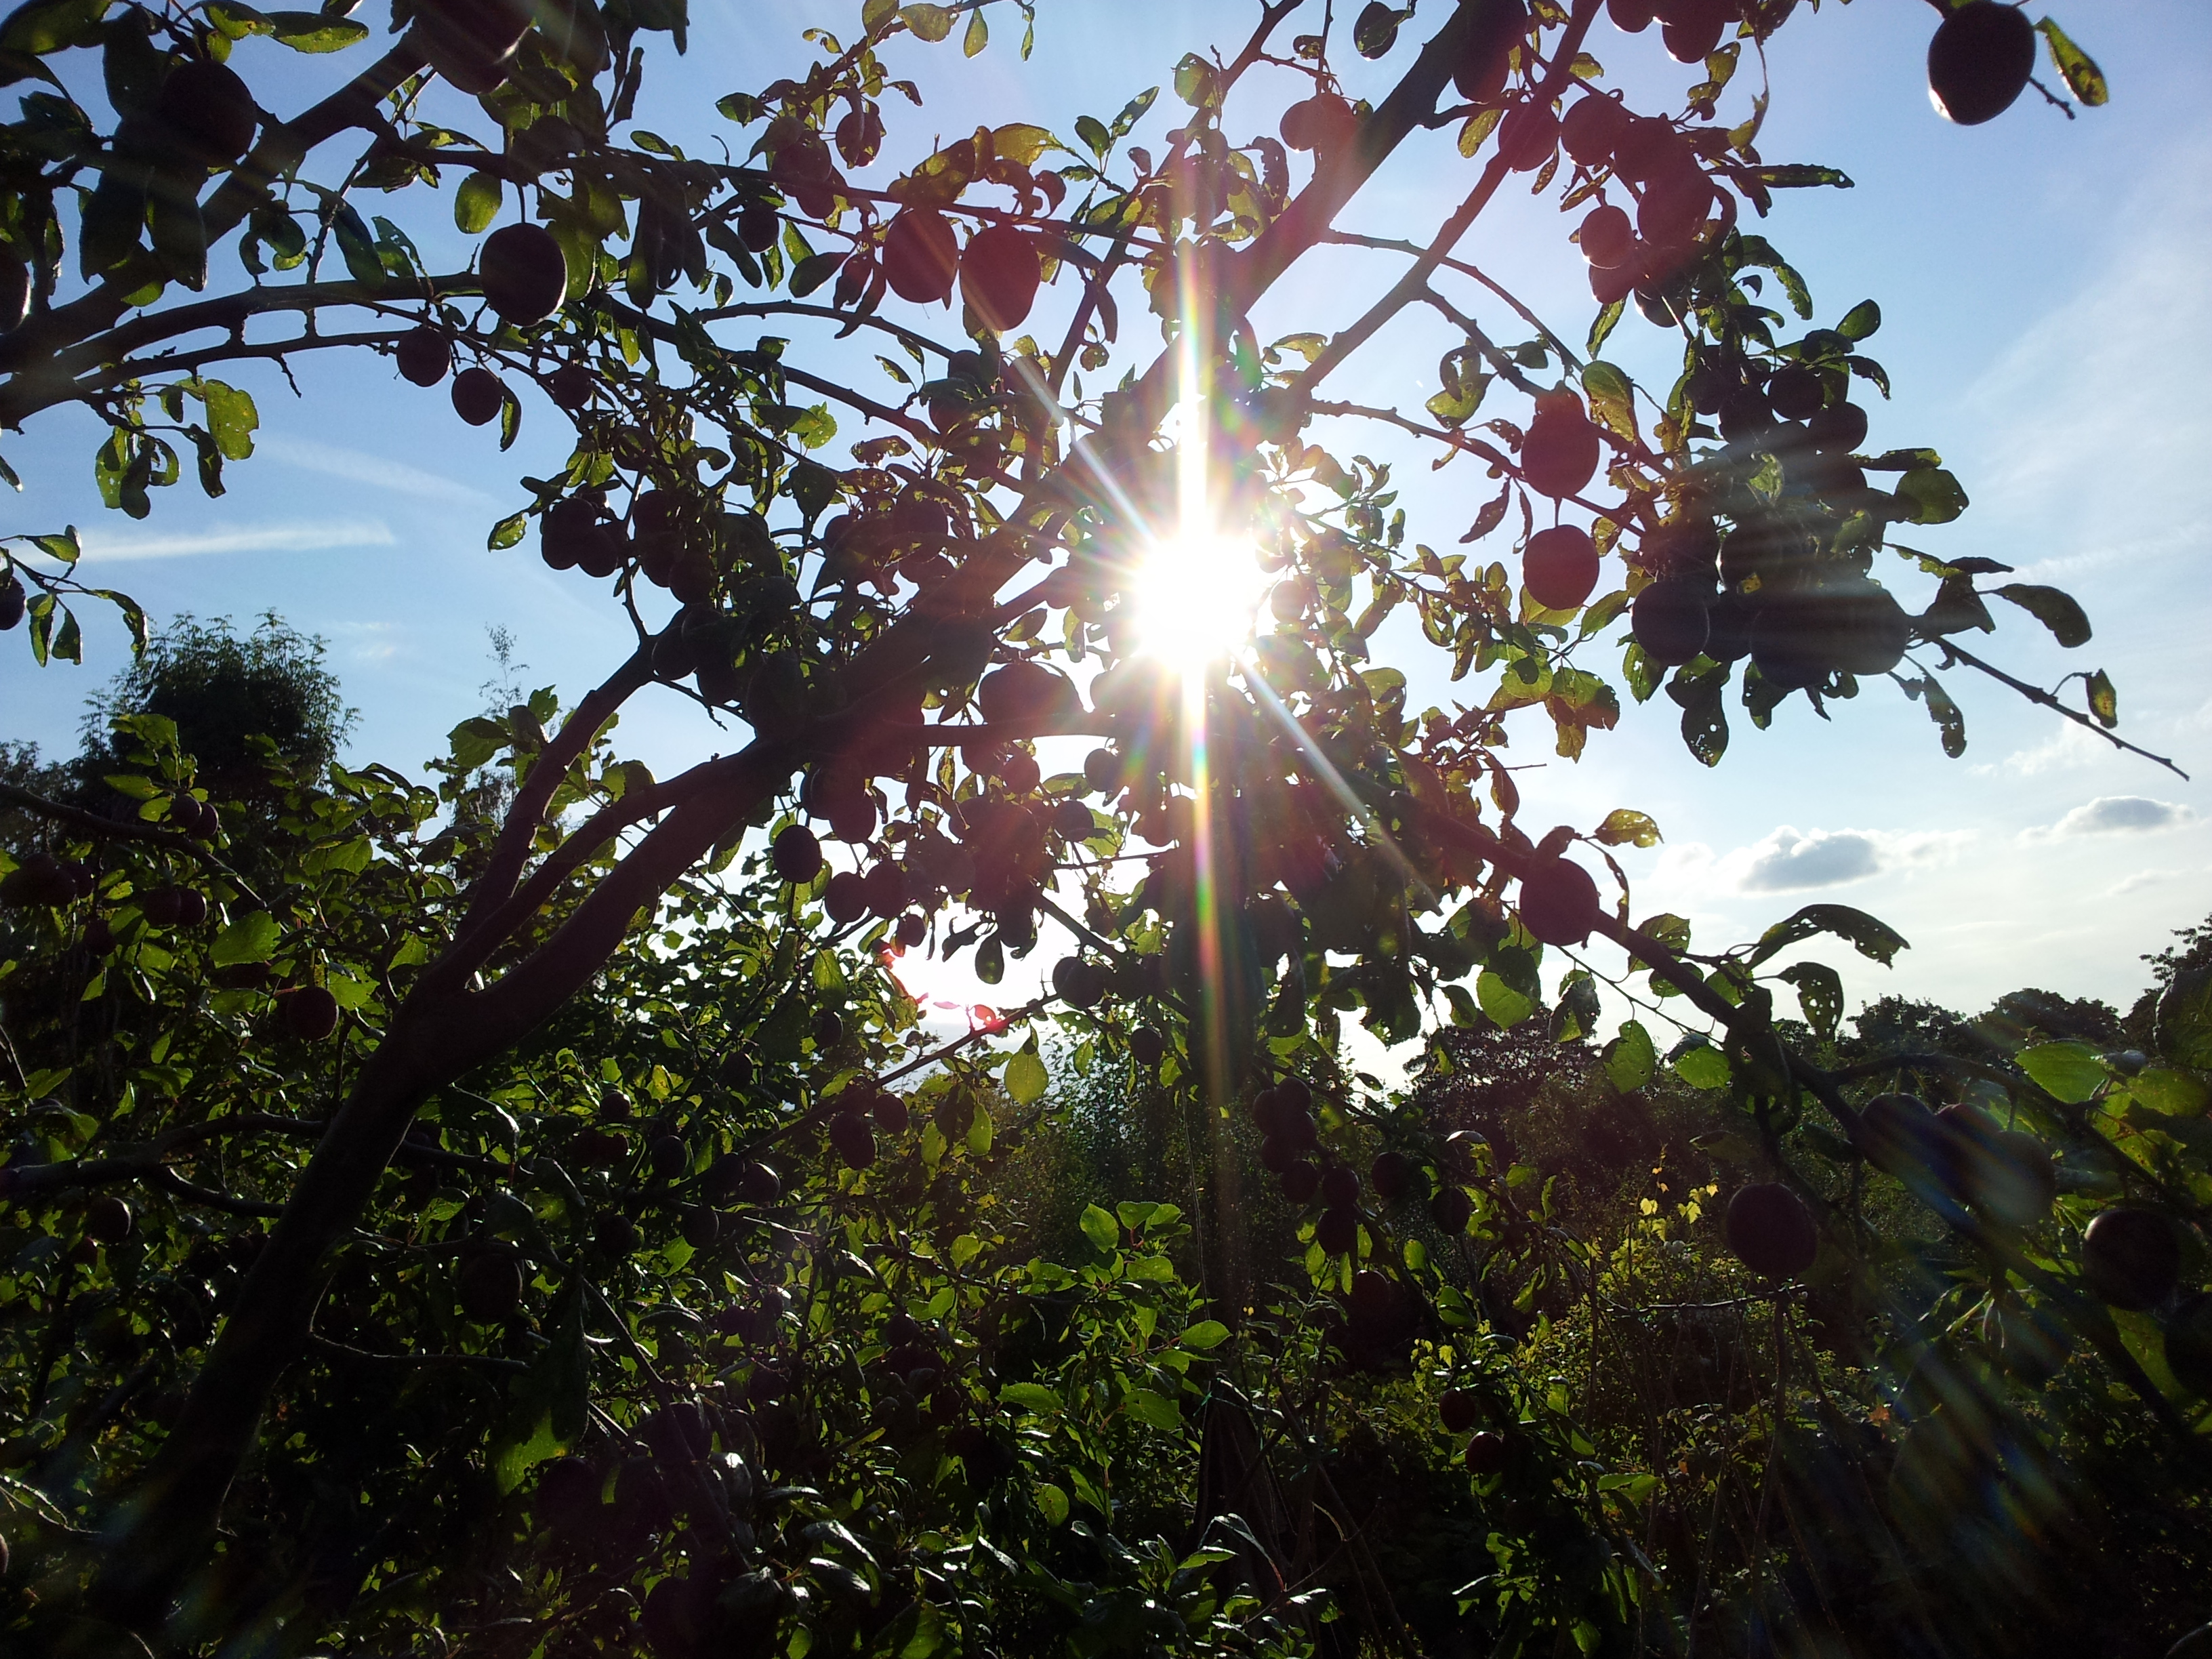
[1940,642,2186,780]
[455,641,655,946]
[0,43,428,412]
[0,779,270,912]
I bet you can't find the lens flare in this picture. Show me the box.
[1128,531,1267,667]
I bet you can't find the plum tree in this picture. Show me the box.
[0,0,2184,1654]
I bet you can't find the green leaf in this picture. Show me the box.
[1581,360,1636,445]
[1893,468,1969,526]
[266,9,367,49]
[491,1409,563,1494]
[455,171,503,234]
[210,909,279,966]
[1753,163,1851,192]
[488,511,527,551]
[999,1381,1065,1415]
[1172,52,1215,108]
[1836,299,1881,341]
[1593,808,1660,848]
[2037,18,2107,106]
[1179,1319,1231,1350]
[1111,86,1160,138]
[2116,1067,2207,1119]
[0,0,108,56]
[1125,1387,1184,1432]
[962,7,985,54]
[1673,1043,1731,1091]
[1079,1202,1119,1254]
[1475,969,1532,1029]
[1748,903,1908,968]
[1073,113,1110,158]
[1666,660,1729,766]
[1603,1020,1655,1092]
[2015,1040,2107,1105]
[31,527,81,565]
[899,3,951,42]
[1994,583,2090,649]
[991,123,1052,166]
[789,250,844,298]
[195,379,258,460]
[1004,1048,1047,1105]
[1902,671,1967,758]
[1587,297,1625,359]
[448,714,507,771]
[330,203,386,289]
[1034,1482,1070,1525]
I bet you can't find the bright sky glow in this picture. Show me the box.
[1127,531,1268,668]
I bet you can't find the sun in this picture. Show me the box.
[1126,530,1268,668]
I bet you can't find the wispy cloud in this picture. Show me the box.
[260,434,497,507]
[2108,867,2182,898]
[330,620,404,663]
[73,518,396,562]
[1658,825,1973,898]
[1974,718,2108,780]
[2021,796,2196,843]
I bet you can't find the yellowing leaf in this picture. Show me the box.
[901,3,952,42]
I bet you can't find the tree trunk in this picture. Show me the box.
[97,759,777,1628]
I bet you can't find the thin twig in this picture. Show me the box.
[1940,642,2186,779]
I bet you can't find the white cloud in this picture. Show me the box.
[1976,718,2108,780]
[331,620,404,663]
[2021,796,2196,843]
[260,434,497,506]
[2108,867,2180,898]
[71,518,396,562]
[1658,825,1972,898]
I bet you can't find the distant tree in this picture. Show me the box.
[78,613,354,792]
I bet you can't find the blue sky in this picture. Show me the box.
[5,0,2207,1046]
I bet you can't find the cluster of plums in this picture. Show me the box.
[1620,403,1910,689]
[826,1082,911,1172]
[1249,1078,1476,1245]
[1853,1092,2055,1228]
[879,211,1045,335]
[1559,98,1731,306]
[1441,1386,1510,1475]
[389,221,571,421]
[0,852,94,908]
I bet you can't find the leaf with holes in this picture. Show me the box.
[1748,904,1907,968]
[1778,960,1844,1042]
[1593,808,1660,848]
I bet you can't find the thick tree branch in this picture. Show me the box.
[0,43,428,416]
[455,642,655,945]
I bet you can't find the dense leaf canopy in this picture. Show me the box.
[0,2,2205,1657]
